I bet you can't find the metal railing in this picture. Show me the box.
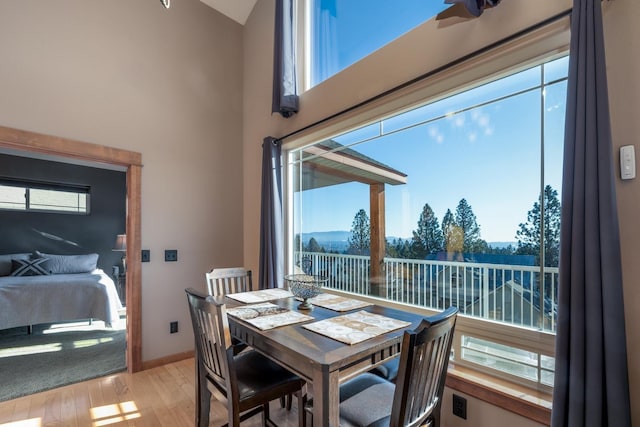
[295,251,558,333]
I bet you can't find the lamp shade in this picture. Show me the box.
[113,234,127,252]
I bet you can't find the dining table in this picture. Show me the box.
[224,291,423,427]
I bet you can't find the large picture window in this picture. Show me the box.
[288,54,568,390]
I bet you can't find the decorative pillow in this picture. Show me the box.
[10,258,52,276]
[33,251,99,274]
[0,253,32,276]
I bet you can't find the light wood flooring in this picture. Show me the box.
[0,358,301,427]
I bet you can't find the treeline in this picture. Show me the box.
[299,185,561,267]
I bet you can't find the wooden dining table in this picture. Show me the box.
[225,294,423,427]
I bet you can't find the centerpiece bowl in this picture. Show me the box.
[284,274,328,310]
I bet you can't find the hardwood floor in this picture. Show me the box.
[0,358,301,427]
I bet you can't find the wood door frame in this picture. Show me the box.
[0,124,143,373]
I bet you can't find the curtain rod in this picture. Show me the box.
[278,8,572,143]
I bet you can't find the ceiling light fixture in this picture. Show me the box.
[160,0,170,9]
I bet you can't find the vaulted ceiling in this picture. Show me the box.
[199,0,258,25]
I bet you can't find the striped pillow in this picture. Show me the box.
[10,258,51,276]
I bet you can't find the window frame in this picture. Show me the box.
[0,177,91,214]
[284,15,570,394]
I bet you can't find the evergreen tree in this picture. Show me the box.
[392,238,414,259]
[516,185,561,267]
[411,203,444,258]
[455,198,482,252]
[347,209,370,255]
[306,237,323,253]
[442,209,463,253]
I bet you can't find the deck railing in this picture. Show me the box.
[295,251,558,333]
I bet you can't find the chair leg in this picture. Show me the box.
[297,390,306,427]
[262,402,276,427]
[279,394,293,410]
[195,360,211,427]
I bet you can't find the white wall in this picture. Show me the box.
[242,0,640,425]
[0,0,245,361]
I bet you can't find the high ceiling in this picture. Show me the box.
[199,0,258,25]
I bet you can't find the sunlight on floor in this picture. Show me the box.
[72,337,114,349]
[0,321,123,358]
[90,401,140,426]
[0,418,42,427]
[0,343,61,358]
[43,320,125,334]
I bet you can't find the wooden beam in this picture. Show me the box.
[0,125,142,167]
[126,164,143,372]
[369,183,386,297]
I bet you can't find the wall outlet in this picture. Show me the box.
[170,321,178,334]
[141,249,150,262]
[164,249,178,262]
[452,394,467,419]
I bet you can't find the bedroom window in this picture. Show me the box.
[0,178,90,214]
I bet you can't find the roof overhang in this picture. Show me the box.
[295,142,407,192]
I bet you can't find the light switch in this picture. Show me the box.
[620,145,636,180]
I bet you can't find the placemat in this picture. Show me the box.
[302,310,411,345]
[226,288,294,304]
[227,302,314,330]
[306,293,372,312]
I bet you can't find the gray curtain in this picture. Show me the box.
[272,0,298,118]
[259,137,284,289]
[551,1,631,426]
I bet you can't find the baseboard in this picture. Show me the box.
[142,350,194,371]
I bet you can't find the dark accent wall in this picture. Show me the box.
[0,154,126,273]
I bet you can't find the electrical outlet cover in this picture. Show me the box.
[165,249,178,262]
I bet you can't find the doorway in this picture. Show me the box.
[0,124,142,373]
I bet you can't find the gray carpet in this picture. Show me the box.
[0,320,126,402]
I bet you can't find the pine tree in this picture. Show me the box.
[442,209,463,253]
[516,185,561,267]
[347,209,370,255]
[455,198,481,252]
[411,203,444,258]
[306,237,323,253]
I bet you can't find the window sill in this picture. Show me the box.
[446,364,552,426]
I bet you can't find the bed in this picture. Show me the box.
[0,252,123,330]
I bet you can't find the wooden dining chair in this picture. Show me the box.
[185,288,305,427]
[205,267,253,296]
[204,266,293,410]
[305,306,458,427]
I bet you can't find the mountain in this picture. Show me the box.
[300,231,350,252]
[299,231,517,253]
[488,241,517,249]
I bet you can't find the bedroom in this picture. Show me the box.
[0,0,638,426]
[0,152,127,399]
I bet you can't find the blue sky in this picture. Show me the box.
[300,2,568,243]
[312,0,449,86]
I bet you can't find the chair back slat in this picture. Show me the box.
[391,306,458,427]
[205,267,252,296]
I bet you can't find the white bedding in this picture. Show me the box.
[0,269,122,330]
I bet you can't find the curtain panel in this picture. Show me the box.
[272,0,299,118]
[551,1,631,426]
[259,137,284,289]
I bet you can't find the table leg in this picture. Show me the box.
[312,368,340,427]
